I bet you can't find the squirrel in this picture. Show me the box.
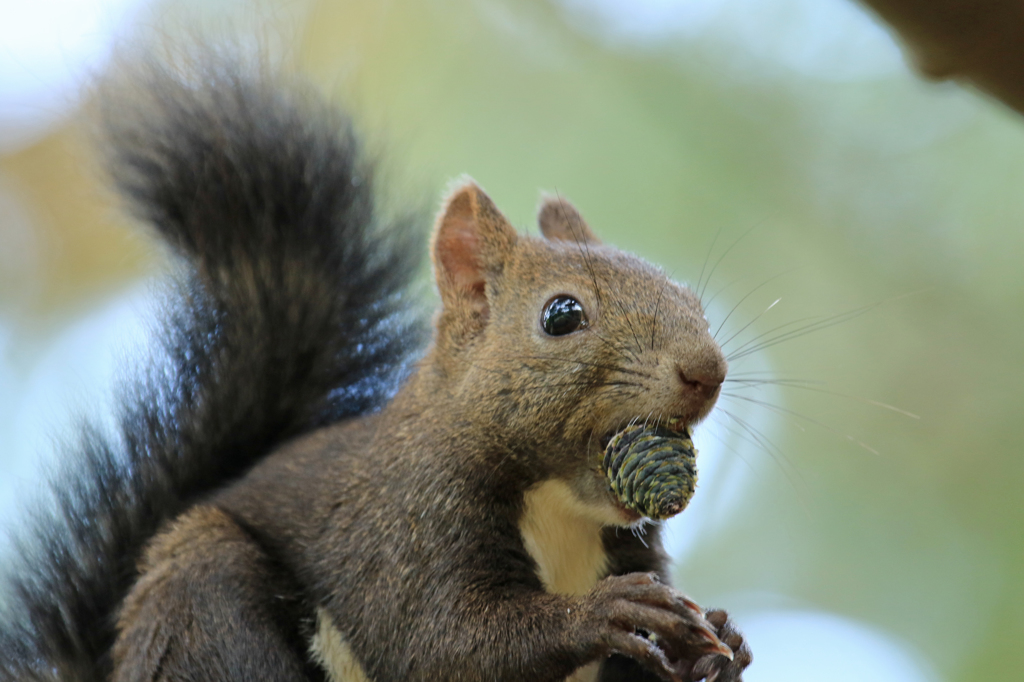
[0,51,752,682]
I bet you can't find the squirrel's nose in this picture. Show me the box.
[677,364,725,401]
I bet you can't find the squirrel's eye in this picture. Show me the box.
[542,296,588,336]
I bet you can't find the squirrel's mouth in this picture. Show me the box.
[597,415,689,451]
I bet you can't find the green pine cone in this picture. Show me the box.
[602,423,698,520]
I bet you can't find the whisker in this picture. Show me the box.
[724,378,825,387]
[727,369,808,377]
[501,354,653,379]
[698,222,762,304]
[719,297,781,350]
[713,270,795,340]
[713,413,780,470]
[717,407,807,495]
[722,392,880,455]
[649,274,671,352]
[557,191,605,312]
[631,524,649,548]
[553,192,645,364]
[724,315,825,357]
[703,275,745,311]
[550,202,652,360]
[462,360,645,394]
[713,409,812,514]
[695,226,723,306]
[512,380,645,392]
[726,304,876,361]
[724,382,919,419]
[589,327,641,363]
[727,290,928,362]
[719,406,796,462]
[701,418,757,474]
[606,291,646,357]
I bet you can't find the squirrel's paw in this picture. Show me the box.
[578,573,736,682]
[684,608,752,682]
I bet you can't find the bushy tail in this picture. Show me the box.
[0,51,425,681]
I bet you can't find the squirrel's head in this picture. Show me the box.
[428,179,726,526]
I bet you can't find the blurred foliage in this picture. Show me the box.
[2,1,1023,680]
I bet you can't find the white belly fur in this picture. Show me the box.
[519,479,611,682]
[310,608,372,682]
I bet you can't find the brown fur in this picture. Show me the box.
[114,183,751,681]
[113,506,324,682]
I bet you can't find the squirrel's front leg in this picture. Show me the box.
[598,528,752,681]
[572,572,740,682]
[399,572,736,682]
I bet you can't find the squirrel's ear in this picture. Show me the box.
[432,178,518,320]
[537,194,602,245]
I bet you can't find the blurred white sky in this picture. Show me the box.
[0,0,147,153]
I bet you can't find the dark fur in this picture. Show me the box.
[0,55,424,681]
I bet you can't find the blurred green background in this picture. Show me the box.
[2,1,1022,680]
